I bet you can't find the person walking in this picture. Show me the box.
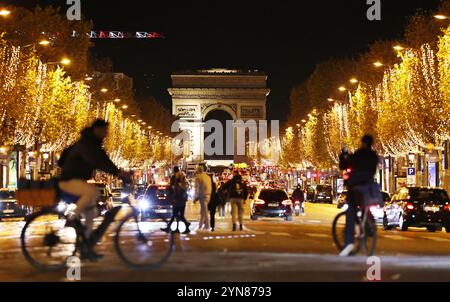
[162,166,190,234]
[217,182,227,218]
[208,173,219,231]
[194,165,212,230]
[222,171,248,231]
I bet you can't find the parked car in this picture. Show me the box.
[383,187,450,232]
[369,191,391,224]
[137,184,173,221]
[0,189,31,220]
[313,185,333,203]
[250,188,293,221]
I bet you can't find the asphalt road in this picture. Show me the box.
[2,202,450,282]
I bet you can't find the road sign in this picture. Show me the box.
[407,168,416,176]
[407,167,416,186]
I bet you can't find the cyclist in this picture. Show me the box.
[338,135,379,256]
[58,119,132,259]
[291,184,305,215]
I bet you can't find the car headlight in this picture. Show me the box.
[342,204,349,211]
[57,202,67,213]
[138,198,151,210]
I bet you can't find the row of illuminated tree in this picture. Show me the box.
[283,1,450,169]
[0,40,172,168]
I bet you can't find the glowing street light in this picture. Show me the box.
[393,45,404,51]
[113,98,121,102]
[338,86,347,92]
[121,105,128,110]
[349,78,358,84]
[141,122,146,125]
[39,40,51,46]
[85,76,93,81]
[60,58,71,65]
[434,14,449,20]
[0,9,11,17]
[100,88,108,93]
[47,58,71,66]
[301,119,307,123]
[137,119,142,123]
[328,98,335,102]
[147,126,152,129]
[373,61,384,68]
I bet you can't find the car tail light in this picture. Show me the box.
[369,205,377,211]
[444,204,450,212]
[405,202,415,210]
[282,200,292,206]
[255,199,265,205]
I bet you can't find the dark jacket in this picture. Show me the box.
[208,176,219,211]
[170,171,188,205]
[292,188,304,202]
[58,128,119,181]
[339,147,379,186]
[222,176,248,200]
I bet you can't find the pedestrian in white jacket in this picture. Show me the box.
[194,165,212,230]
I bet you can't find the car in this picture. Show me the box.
[383,187,450,232]
[137,184,173,221]
[0,189,31,220]
[111,188,128,205]
[305,186,315,201]
[92,182,114,215]
[337,190,390,224]
[250,188,293,221]
[313,185,333,203]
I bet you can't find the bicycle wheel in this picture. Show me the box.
[332,211,347,252]
[362,213,377,256]
[114,212,174,270]
[331,211,361,254]
[21,210,77,271]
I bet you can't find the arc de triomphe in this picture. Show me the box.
[169,69,270,166]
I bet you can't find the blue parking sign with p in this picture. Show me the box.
[407,168,416,176]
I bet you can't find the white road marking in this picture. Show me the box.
[381,234,411,241]
[269,232,291,237]
[305,233,330,238]
[419,236,450,242]
[306,220,322,224]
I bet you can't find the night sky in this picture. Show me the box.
[4,0,443,121]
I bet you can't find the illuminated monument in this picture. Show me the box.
[169,69,270,166]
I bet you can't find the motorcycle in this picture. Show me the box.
[293,200,305,216]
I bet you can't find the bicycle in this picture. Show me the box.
[332,204,377,256]
[20,184,175,271]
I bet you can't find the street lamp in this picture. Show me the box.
[100,88,108,93]
[373,61,384,68]
[85,76,93,81]
[301,119,307,123]
[121,105,128,110]
[0,9,11,17]
[338,86,347,92]
[48,58,71,66]
[349,78,358,84]
[328,98,335,102]
[434,14,449,20]
[113,98,121,102]
[393,45,404,51]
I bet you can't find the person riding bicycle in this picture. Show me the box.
[338,134,379,256]
[58,119,132,259]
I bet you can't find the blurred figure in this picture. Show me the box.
[208,173,219,231]
[194,165,212,230]
[162,166,190,234]
[222,171,248,231]
[217,181,227,218]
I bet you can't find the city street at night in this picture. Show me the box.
[2,202,450,282]
[4,0,450,292]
